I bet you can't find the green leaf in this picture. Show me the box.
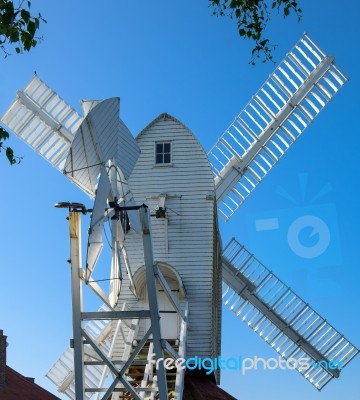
[9,30,19,43]
[4,1,14,14]
[5,147,16,165]
[21,9,31,24]
[27,20,36,36]
[2,10,13,25]
[0,127,10,140]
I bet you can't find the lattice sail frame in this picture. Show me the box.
[209,33,348,220]
[222,238,359,390]
[1,75,83,171]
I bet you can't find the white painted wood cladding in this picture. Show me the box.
[114,113,221,360]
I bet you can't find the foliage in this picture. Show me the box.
[210,0,302,64]
[1,1,45,165]
[0,0,45,56]
[0,126,22,164]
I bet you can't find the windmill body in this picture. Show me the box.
[117,113,221,359]
[1,34,359,399]
[65,97,221,360]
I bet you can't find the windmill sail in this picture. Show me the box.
[64,97,140,197]
[209,33,348,221]
[0,75,83,171]
[222,238,359,390]
[46,305,114,399]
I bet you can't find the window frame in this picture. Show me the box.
[155,141,172,165]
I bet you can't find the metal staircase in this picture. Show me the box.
[118,339,179,400]
[47,302,189,399]
[222,238,359,390]
[209,33,348,220]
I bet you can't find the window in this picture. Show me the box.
[155,142,171,164]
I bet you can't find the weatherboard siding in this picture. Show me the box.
[114,114,221,360]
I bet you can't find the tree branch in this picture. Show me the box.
[210,0,302,64]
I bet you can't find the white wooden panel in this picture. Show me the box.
[0,75,82,171]
[113,113,220,360]
[64,98,139,197]
[144,285,180,339]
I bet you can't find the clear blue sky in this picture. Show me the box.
[1,1,359,399]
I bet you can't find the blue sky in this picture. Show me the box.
[0,1,359,399]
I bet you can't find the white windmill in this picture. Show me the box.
[1,33,358,400]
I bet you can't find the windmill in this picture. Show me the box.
[1,33,358,400]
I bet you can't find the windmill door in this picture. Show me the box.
[145,282,180,339]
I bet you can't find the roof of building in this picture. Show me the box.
[0,366,60,400]
[183,371,237,400]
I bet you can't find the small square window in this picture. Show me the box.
[155,142,171,164]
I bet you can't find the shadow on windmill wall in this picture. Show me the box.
[246,173,342,298]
